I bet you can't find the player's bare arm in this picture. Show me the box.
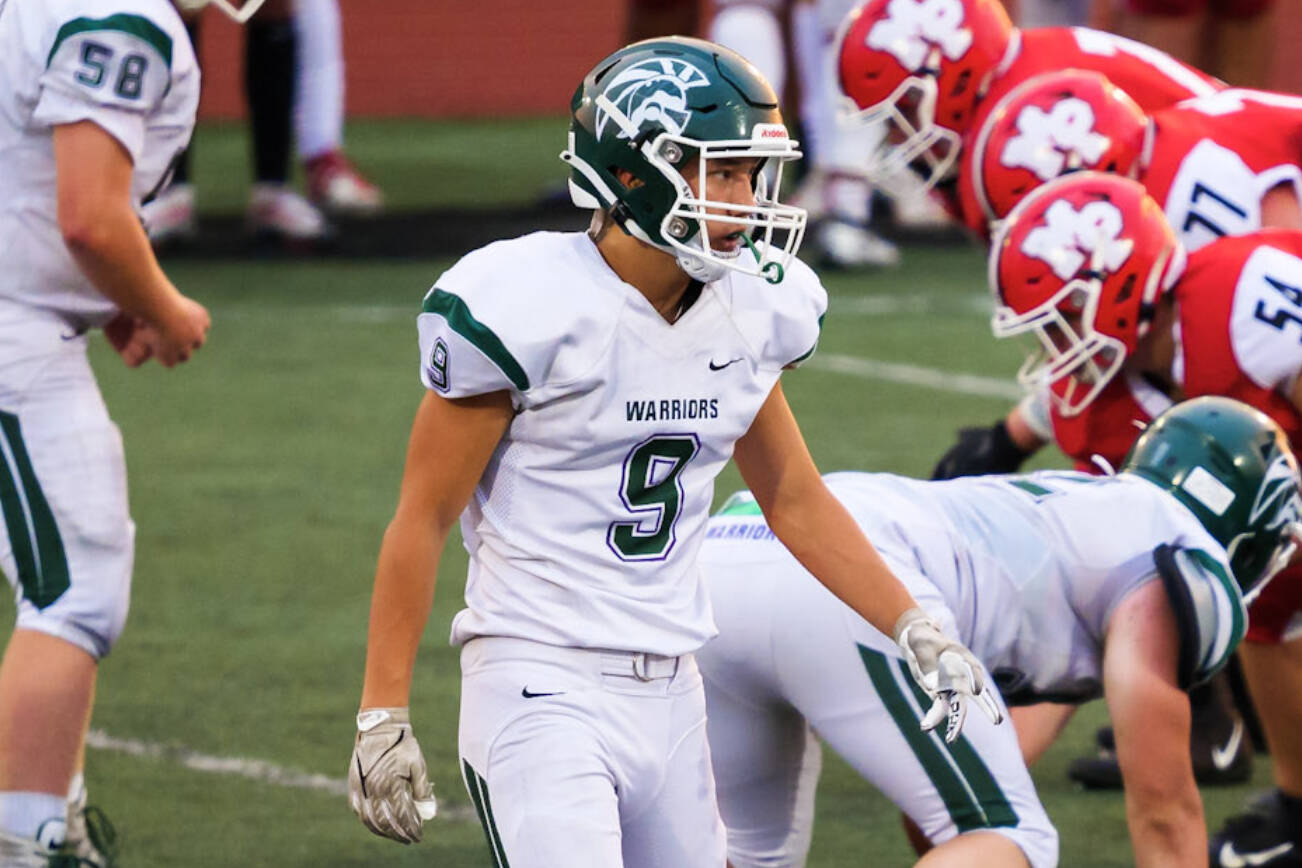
[359,389,513,707]
[732,381,917,635]
[1103,580,1206,868]
[1261,182,1302,231]
[52,120,208,366]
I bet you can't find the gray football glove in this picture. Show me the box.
[348,707,438,844]
[894,608,1004,743]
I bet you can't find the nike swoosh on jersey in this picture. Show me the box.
[708,357,743,371]
[1211,718,1245,771]
[1218,840,1295,868]
[521,687,564,699]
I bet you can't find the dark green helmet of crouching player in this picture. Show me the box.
[561,36,807,285]
[1122,396,1302,599]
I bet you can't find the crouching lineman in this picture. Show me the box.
[697,397,1302,868]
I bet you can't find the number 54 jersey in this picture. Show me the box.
[417,231,827,656]
[0,0,198,326]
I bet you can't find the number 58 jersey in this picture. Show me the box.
[0,0,197,326]
[417,231,827,656]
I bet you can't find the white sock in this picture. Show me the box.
[65,773,84,808]
[293,0,345,161]
[792,2,831,162]
[709,5,786,99]
[0,792,67,849]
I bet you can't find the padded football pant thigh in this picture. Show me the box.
[703,674,821,868]
[769,566,1058,868]
[0,323,133,661]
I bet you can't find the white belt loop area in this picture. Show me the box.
[599,650,681,681]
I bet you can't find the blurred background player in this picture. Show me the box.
[699,398,1302,868]
[988,172,1302,867]
[145,0,381,245]
[0,0,215,865]
[835,0,1221,213]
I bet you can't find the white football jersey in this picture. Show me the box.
[0,0,198,326]
[703,471,1244,703]
[418,231,827,655]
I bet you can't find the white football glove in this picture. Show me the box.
[348,707,438,844]
[894,608,1004,743]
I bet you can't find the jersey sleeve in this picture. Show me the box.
[32,14,176,163]
[1153,544,1246,688]
[416,238,581,402]
[769,257,828,370]
[1228,243,1302,394]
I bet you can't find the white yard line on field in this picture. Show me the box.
[808,353,1023,401]
[85,729,478,822]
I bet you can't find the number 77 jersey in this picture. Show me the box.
[1143,89,1302,253]
[417,231,827,657]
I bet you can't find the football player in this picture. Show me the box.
[990,172,1302,867]
[962,73,1302,244]
[698,396,1302,868]
[0,0,223,865]
[834,0,1222,196]
[345,36,999,868]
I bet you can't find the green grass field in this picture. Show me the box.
[2,120,1278,866]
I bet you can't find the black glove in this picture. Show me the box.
[931,420,1031,480]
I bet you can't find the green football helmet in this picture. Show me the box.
[561,37,807,285]
[1121,396,1302,599]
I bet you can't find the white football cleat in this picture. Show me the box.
[891,188,953,230]
[246,184,330,242]
[815,219,901,269]
[306,150,384,217]
[140,183,197,244]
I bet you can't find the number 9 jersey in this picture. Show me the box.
[416,231,827,656]
[0,0,198,325]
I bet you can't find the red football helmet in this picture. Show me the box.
[971,70,1149,230]
[989,172,1185,416]
[837,0,1014,188]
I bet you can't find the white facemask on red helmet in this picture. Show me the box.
[989,172,1185,416]
[836,0,1014,189]
[174,0,267,23]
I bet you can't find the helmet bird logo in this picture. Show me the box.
[1250,452,1302,530]
[1001,99,1111,181]
[866,0,974,69]
[1021,199,1134,281]
[595,58,711,141]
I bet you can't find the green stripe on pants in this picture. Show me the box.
[0,411,69,609]
[462,758,510,867]
[858,644,1018,832]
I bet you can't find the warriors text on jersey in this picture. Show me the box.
[703,471,1242,703]
[416,231,826,656]
[0,0,198,326]
[953,26,1221,236]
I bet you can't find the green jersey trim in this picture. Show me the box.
[787,312,826,367]
[1185,548,1246,676]
[462,759,510,868]
[422,289,530,392]
[48,14,174,68]
[859,644,1018,832]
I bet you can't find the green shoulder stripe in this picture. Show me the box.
[422,289,530,392]
[48,14,173,68]
[787,312,825,367]
[1186,548,1246,674]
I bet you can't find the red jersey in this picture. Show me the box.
[954,26,1223,237]
[1051,230,1302,470]
[1047,230,1302,641]
[1142,89,1302,252]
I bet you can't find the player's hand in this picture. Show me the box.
[894,608,1004,743]
[103,313,156,368]
[931,420,1031,480]
[348,707,437,844]
[151,295,210,367]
